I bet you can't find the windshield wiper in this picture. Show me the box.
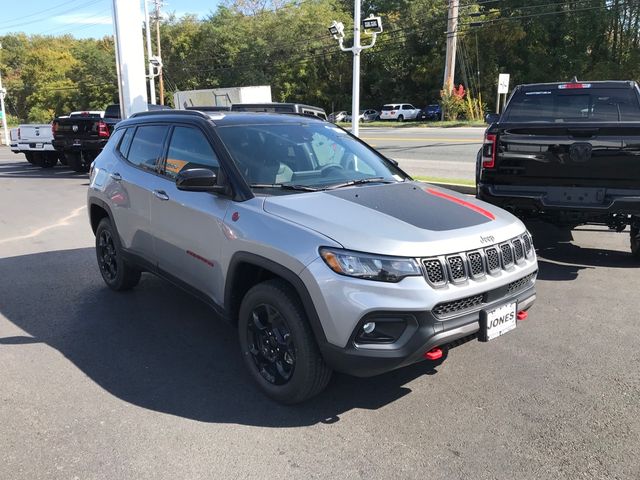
[324,177,394,190]
[250,183,320,192]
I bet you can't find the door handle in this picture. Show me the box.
[152,190,170,201]
[110,172,122,181]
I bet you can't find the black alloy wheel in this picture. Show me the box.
[246,303,296,385]
[94,218,141,291]
[97,228,118,283]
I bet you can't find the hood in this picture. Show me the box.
[263,182,524,257]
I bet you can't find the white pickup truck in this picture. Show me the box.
[15,124,62,168]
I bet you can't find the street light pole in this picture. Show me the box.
[351,0,361,138]
[0,43,9,147]
[329,6,382,138]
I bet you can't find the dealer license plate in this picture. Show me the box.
[480,301,517,341]
[35,143,43,149]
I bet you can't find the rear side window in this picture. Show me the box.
[126,125,169,170]
[402,104,413,109]
[118,128,135,158]
[164,126,219,179]
[505,88,640,122]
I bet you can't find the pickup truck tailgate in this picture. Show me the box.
[494,124,640,189]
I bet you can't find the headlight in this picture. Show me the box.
[319,248,422,283]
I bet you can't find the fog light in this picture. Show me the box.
[363,322,376,334]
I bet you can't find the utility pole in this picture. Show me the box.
[154,0,164,105]
[329,5,382,137]
[442,0,459,95]
[0,43,9,146]
[144,0,156,104]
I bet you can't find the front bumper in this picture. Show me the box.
[320,284,535,377]
[301,252,538,377]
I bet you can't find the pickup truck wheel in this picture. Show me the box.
[58,153,67,166]
[66,152,86,173]
[41,152,58,168]
[631,224,640,259]
[95,218,141,291]
[239,279,332,404]
[397,115,404,122]
[24,152,35,164]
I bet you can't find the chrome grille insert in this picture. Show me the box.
[423,259,446,286]
[485,247,500,273]
[512,239,524,263]
[447,255,467,282]
[523,234,532,255]
[467,251,485,278]
[500,243,514,267]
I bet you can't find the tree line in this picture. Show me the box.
[1,0,639,123]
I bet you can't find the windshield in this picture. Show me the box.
[504,88,640,122]
[216,123,408,191]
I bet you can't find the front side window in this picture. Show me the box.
[126,125,169,171]
[164,126,219,179]
[217,123,407,191]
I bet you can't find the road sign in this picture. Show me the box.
[498,73,510,94]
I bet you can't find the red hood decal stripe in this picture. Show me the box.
[425,188,496,221]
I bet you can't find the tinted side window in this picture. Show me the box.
[402,104,413,109]
[164,126,219,179]
[127,125,169,170]
[118,127,135,158]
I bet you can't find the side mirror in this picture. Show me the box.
[485,113,500,124]
[176,168,227,193]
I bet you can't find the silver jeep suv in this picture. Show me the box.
[88,110,537,403]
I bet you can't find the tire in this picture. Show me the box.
[631,223,640,259]
[31,152,45,167]
[95,218,141,291]
[66,152,87,173]
[238,279,332,404]
[24,152,35,164]
[41,152,58,168]
[58,153,67,166]
[397,115,404,122]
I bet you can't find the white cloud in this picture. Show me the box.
[54,14,113,25]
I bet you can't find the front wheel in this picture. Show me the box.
[238,279,332,404]
[95,218,141,291]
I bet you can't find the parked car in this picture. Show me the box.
[329,111,348,123]
[231,103,327,120]
[476,79,640,258]
[417,104,442,121]
[379,103,420,121]
[344,109,380,122]
[88,110,537,404]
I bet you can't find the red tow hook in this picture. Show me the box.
[517,310,528,321]
[424,347,443,360]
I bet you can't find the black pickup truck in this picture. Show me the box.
[52,105,121,172]
[476,80,640,258]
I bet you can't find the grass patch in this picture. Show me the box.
[336,120,486,128]
[413,176,475,186]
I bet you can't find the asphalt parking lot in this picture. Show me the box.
[1,146,639,479]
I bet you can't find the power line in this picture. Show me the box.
[0,0,105,31]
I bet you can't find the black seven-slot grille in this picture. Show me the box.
[432,270,538,318]
[422,233,534,287]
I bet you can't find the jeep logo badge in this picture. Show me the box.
[480,235,495,244]
[72,125,79,133]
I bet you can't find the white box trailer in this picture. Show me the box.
[173,86,272,110]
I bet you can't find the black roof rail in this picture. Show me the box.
[129,109,211,120]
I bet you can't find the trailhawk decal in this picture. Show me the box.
[326,182,493,231]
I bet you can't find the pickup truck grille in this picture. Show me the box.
[421,233,534,287]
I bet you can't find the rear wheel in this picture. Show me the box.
[24,152,35,164]
[238,279,332,404]
[631,222,640,259]
[397,115,404,122]
[66,152,87,172]
[58,153,67,165]
[41,152,58,168]
[95,218,141,291]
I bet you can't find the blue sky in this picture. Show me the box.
[0,0,222,39]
